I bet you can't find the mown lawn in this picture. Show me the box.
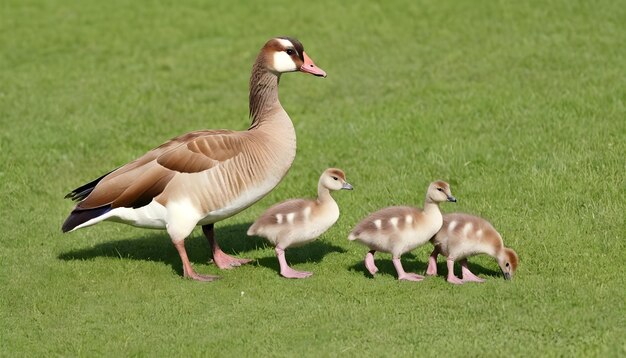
[1,0,624,356]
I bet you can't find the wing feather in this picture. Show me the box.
[156,131,243,173]
[72,129,245,210]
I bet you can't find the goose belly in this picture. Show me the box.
[449,241,496,260]
[281,212,339,248]
[106,200,169,229]
[102,174,282,229]
[197,174,283,225]
[301,215,339,241]
[395,227,440,255]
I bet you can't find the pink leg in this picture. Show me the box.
[461,259,485,283]
[365,250,378,275]
[173,241,220,282]
[426,247,439,276]
[203,224,252,269]
[276,246,312,279]
[446,258,463,285]
[392,257,424,281]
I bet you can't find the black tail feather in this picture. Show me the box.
[62,205,112,233]
[64,169,116,202]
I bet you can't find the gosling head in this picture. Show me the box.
[260,37,327,77]
[321,168,353,191]
[426,180,456,204]
[498,248,519,280]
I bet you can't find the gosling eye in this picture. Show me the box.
[505,263,510,267]
[436,188,443,192]
[286,49,295,55]
[332,176,338,181]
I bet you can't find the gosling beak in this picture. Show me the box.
[342,182,353,190]
[300,51,327,77]
[447,195,457,202]
[503,272,511,280]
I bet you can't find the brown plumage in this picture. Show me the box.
[247,168,352,278]
[61,37,327,281]
[426,213,519,284]
[348,181,456,281]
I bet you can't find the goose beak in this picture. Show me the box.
[447,195,457,202]
[342,182,353,190]
[503,272,512,280]
[300,51,327,77]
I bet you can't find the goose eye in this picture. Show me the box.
[286,49,295,55]
[505,263,510,267]
[436,188,443,192]
[332,176,338,181]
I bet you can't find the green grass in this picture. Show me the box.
[1,0,625,356]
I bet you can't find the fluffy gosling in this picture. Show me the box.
[247,168,352,278]
[348,181,455,281]
[426,213,519,284]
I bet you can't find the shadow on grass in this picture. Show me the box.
[58,222,263,275]
[58,222,346,276]
[348,254,501,280]
[255,242,347,275]
[433,261,502,279]
[348,252,424,279]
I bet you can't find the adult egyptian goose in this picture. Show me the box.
[247,168,352,278]
[348,181,456,281]
[62,37,327,281]
[426,213,519,284]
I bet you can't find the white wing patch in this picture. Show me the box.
[389,217,399,228]
[448,220,458,233]
[286,212,296,224]
[405,215,413,224]
[276,214,283,224]
[463,223,473,238]
[374,219,382,229]
[303,206,312,222]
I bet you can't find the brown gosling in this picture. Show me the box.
[348,181,456,281]
[247,168,353,279]
[426,213,519,284]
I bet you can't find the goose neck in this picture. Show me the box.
[423,200,441,216]
[317,185,334,205]
[248,62,282,129]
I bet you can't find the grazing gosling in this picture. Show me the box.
[247,168,353,278]
[348,181,456,281]
[426,213,519,284]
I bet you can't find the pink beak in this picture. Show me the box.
[300,51,327,77]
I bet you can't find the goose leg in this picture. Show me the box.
[446,258,463,285]
[392,257,424,281]
[426,247,439,276]
[365,250,379,275]
[203,224,252,269]
[460,259,485,283]
[276,246,312,279]
[173,241,220,281]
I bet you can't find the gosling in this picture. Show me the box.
[247,168,353,278]
[426,213,519,284]
[348,181,455,281]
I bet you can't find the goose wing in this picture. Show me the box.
[71,129,246,210]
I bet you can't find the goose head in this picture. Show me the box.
[260,37,327,77]
[427,180,456,204]
[321,168,353,191]
[498,248,519,280]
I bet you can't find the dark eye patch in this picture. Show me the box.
[286,49,295,55]
[332,176,338,180]
[437,188,443,192]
